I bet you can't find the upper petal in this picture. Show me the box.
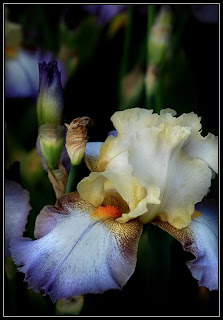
[152,199,218,290]
[10,192,142,302]
[5,179,31,257]
[183,132,218,174]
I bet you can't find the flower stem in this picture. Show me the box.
[145,5,156,109]
[65,164,78,193]
[146,5,156,67]
[118,6,134,110]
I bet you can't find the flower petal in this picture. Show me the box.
[183,132,218,174]
[154,151,212,229]
[152,199,218,290]
[5,179,31,257]
[84,142,103,172]
[10,192,142,302]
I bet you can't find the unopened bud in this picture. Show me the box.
[39,124,65,170]
[65,117,90,165]
[37,61,64,126]
[148,6,172,66]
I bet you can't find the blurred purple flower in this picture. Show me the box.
[192,4,219,24]
[5,49,67,100]
[5,179,31,257]
[82,4,127,25]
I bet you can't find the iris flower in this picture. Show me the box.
[10,108,218,302]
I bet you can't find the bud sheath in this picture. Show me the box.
[39,124,65,170]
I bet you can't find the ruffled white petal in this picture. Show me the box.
[10,193,142,302]
[183,132,218,174]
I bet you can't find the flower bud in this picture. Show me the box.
[145,63,158,97]
[65,117,90,166]
[37,61,64,126]
[120,66,144,108]
[148,6,172,66]
[38,124,65,170]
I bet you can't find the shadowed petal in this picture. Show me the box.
[5,179,31,257]
[84,142,103,172]
[152,199,218,290]
[10,192,142,302]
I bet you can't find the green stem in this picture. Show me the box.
[145,5,156,109]
[5,257,17,315]
[146,5,156,67]
[146,93,155,110]
[65,164,78,193]
[155,79,163,114]
[118,6,134,110]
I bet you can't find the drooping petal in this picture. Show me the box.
[152,199,218,290]
[5,179,31,257]
[159,111,218,173]
[10,192,142,302]
[84,142,103,172]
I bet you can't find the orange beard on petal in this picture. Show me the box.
[91,205,122,220]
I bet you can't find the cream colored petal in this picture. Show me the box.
[11,192,142,302]
[183,133,218,173]
[110,108,158,136]
[127,125,191,188]
[159,108,177,116]
[117,186,161,223]
[84,142,103,172]
[77,172,106,207]
[150,153,212,229]
[159,112,202,133]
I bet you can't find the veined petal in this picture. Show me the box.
[153,153,212,229]
[10,193,142,302]
[152,199,218,290]
[5,179,31,257]
[84,142,103,172]
[110,107,158,137]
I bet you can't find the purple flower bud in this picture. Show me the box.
[37,61,64,126]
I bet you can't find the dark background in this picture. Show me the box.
[4,4,219,316]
